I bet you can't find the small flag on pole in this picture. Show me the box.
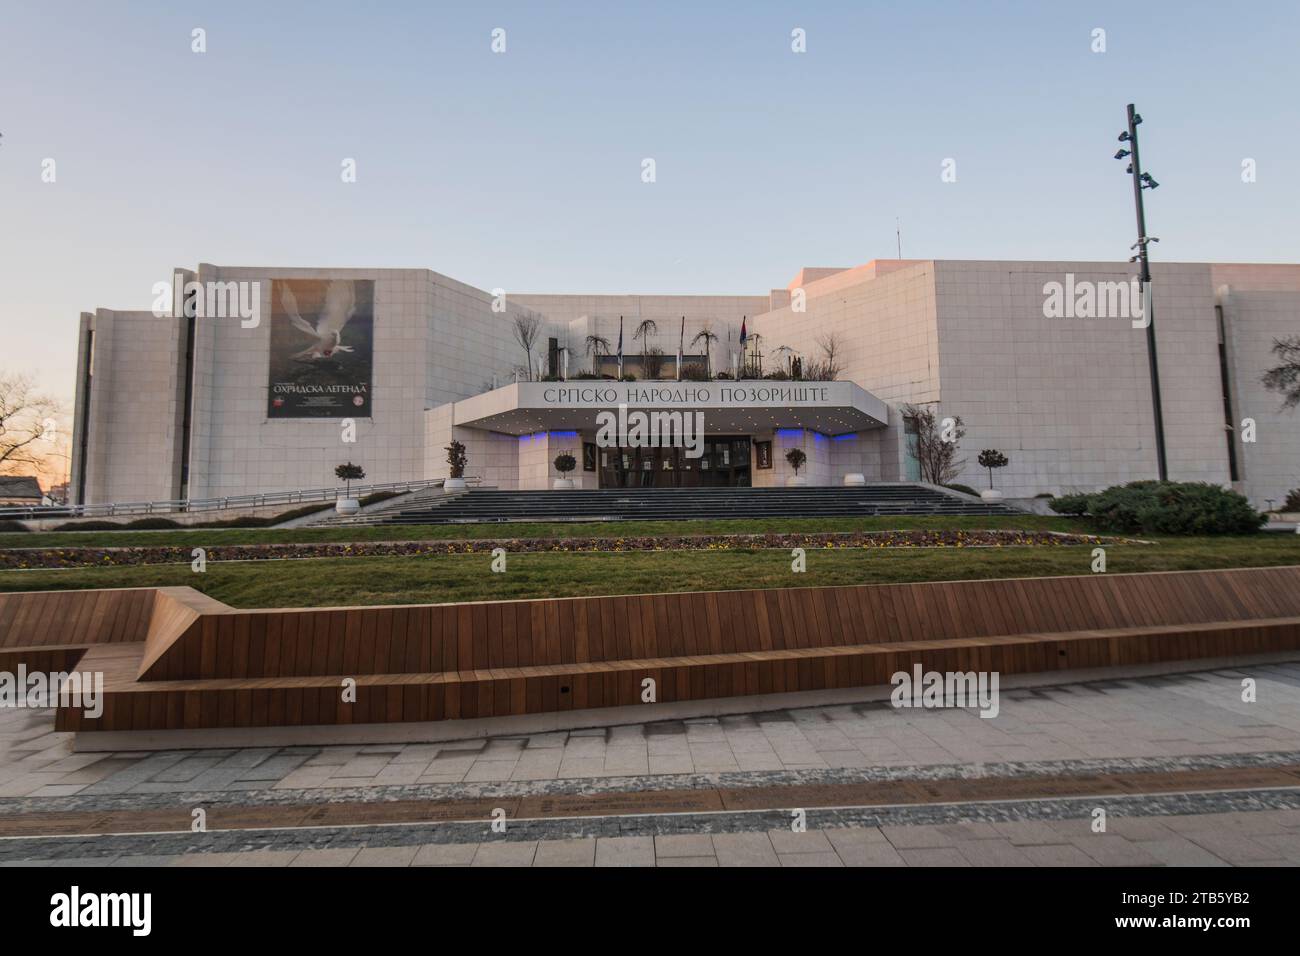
[676,316,684,381]
[616,316,624,379]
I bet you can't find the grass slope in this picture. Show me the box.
[0,514,1081,550]
[2,535,1296,609]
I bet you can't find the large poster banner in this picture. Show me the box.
[267,278,374,418]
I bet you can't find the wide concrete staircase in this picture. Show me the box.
[333,484,1020,525]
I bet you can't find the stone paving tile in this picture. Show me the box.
[534,838,597,867]
[472,841,538,867]
[656,856,718,866]
[370,764,427,786]
[648,754,694,775]
[654,834,715,859]
[899,847,972,867]
[881,824,957,850]
[780,851,843,867]
[226,850,300,867]
[290,848,361,867]
[412,843,478,867]
[1069,836,1164,867]
[768,829,833,854]
[30,784,87,797]
[111,855,179,867]
[170,852,238,867]
[954,838,1036,866]
[462,759,520,782]
[712,832,779,867]
[352,846,419,867]
[830,839,908,867]
[1134,838,1230,867]
[1180,832,1285,865]
[1019,844,1099,867]
[595,836,655,867]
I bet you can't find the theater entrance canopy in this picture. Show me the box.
[445,380,890,436]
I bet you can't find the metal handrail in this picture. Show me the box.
[0,477,449,520]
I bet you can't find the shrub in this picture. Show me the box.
[194,516,274,528]
[554,452,577,475]
[977,449,1009,489]
[1050,481,1264,534]
[785,448,807,475]
[52,520,123,531]
[269,504,334,523]
[1049,493,1090,515]
[1284,488,1300,512]
[943,483,979,497]
[334,461,366,496]
[445,441,467,479]
[125,517,182,529]
[0,520,29,533]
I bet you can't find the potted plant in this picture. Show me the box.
[334,462,365,515]
[553,450,577,489]
[445,440,468,491]
[978,449,1009,501]
[785,447,808,487]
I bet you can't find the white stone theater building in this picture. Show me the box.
[70,259,1300,508]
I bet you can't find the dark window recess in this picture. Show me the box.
[75,329,94,505]
[547,337,559,378]
[1216,306,1240,482]
[178,312,197,499]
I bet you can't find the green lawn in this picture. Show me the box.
[0,513,1082,550]
[2,534,1296,608]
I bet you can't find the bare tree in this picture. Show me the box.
[772,345,794,376]
[1262,335,1300,410]
[511,314,543,381]
[633,319,658,377]
[584,334,611,375]
[0,372,62,482]
[690,326,718,379]
[901,403,966,485]
[816,333,843,378]
[642,347,665,380]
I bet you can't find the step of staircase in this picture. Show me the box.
[359,485,1020,524]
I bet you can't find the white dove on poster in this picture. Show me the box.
[279,280,357,360]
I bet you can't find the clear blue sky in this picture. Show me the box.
[3,0,1298,401]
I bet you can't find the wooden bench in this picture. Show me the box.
[1,565,1296,735]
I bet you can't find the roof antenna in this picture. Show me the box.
[896,218,902,259]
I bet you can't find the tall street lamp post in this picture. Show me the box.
[1115,103,1167,480]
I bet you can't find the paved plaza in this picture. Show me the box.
[2,661,1299,866]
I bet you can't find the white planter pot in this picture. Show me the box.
[786,476,808,487]
[553,477,575,490]
[980,489,1004,501]
[843,473,866,486]
[335,497,361,516]
[443,477,467,491]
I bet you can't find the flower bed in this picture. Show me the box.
[0,529,1120,570]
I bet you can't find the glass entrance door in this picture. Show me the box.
[599,436,751,488]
